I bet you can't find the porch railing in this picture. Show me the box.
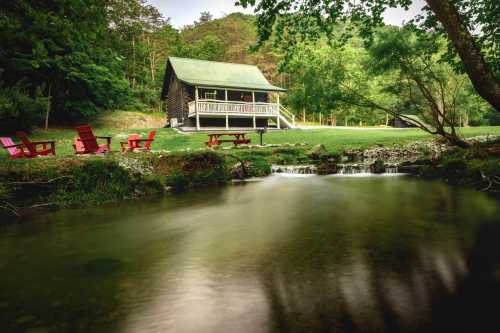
[188,100,279,117]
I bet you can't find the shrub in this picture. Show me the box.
[0,84,46,132]
[165,151,229,191]
[70,159,133,201]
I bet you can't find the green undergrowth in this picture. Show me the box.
[1,139,499,219]
[0,147,330,218]
[0,145,345,218]
[420,139,500,191]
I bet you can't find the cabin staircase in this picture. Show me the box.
[278,106,296,129]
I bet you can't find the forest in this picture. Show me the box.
[1,0,499,137]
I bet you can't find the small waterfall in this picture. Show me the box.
[271,165,317,175]
[271,163,402,176]
[385,165,399,174]
[336,163,401,176]
[336,163,371,175]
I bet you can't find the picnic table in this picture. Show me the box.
[206,132,251,147]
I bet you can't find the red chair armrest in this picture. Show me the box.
[2,143,25,149]
[129,139,154,143]
[31,141,55,145]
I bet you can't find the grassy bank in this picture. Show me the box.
[2,125,500,218]
[0,146,329,218]
[2,126,500,158]
[420,139,500,195]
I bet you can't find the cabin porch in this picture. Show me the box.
[187,86,295,130]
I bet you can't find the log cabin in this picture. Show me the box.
[161,57,295,131]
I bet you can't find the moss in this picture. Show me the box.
[246,157,272,177]
[164,151,230,192]
[420,140,500,193]
[371,159,386,174]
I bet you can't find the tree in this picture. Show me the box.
[198,11,213,23]
[347,28,472,147]
[237,0,500,112]
[0,0,131,126]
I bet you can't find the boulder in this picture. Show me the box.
[308,144,327,159]
[370,159,386,174]
[317,161,338,175]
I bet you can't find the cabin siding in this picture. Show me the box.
[166,74,183,125]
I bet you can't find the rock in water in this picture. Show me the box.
[317,161,338,175]
[371,159,386,174]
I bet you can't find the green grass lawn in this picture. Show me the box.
[2,126,500,158]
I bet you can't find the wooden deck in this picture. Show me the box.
[188,100,279,117]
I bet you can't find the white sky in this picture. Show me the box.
[147,0,426,29]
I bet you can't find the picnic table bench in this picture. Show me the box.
[206,132,251,147]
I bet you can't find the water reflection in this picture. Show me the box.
[0,176,499,332]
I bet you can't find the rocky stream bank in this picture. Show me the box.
[1,135,499,220]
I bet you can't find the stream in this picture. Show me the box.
[1,175,499,332]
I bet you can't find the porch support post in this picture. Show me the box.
[252,91,256,129]
[195,86,200,131]
[225,89,229,130]
[277,115,281,129]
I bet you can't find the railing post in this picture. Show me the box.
[195,86,200,131]
[226,114,229,130]
[253,114,256,129]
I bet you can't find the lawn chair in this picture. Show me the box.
[15,131,56,157]
[0,137,27,159]
[120,131,156,152]
[74,125,111,154]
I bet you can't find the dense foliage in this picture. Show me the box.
[1,0,498,139]
[238,0,500,113]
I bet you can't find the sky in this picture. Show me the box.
[146,0,426,29]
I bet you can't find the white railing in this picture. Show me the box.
[188,100,279,117]
[279,105,296,128]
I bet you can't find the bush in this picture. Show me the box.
[69,159,133,202]
[165,151,229,191]
[371,159,386,174]
[0,84,46,132]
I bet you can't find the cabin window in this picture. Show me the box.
[204,90,217,100]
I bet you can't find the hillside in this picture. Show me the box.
[178,13,286,88]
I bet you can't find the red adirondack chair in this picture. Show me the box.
[74,125,111,154]
[120,131,156,152]
[15,131,56,157]
[0,137,27,159]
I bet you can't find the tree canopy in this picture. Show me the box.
[237,0,500,112]
[0,0,498,141]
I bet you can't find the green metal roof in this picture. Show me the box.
[167,57,286,92]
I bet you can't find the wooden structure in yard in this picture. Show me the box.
[205,133,250,147]
[389,115,424,128]
[161,57,295,131]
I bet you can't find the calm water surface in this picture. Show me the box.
[1,175,500,333]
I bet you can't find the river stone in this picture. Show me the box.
[317,162,338,175]
[230,162,250,179]
[308,144,327,159]
[371,159,386,174]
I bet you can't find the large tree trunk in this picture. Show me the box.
[425,0,500,112]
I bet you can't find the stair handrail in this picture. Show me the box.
[279,105,296,127]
